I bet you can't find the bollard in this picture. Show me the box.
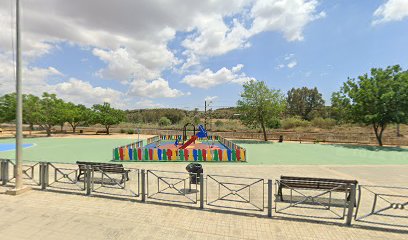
[200,173,204,209]
[86,165,92,195]
[346,184,356,226]
[141,170,146,202]
[268,179,273,217]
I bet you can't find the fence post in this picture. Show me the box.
[86,165,92,195]
[346,184,356,226]
[141,169,146,202]
[0,160,3,183]
[40,162,49,190]
[268,179,273,217]
[200,173,204,209]
[2,160,9,186]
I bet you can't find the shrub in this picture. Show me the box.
[120,128,126,133]
[311,117,336,129]
[158,117,172,126]
[127,129,135,134]
[281,117,310,129]
[215,120,224,127]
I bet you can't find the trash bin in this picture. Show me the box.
[186,163,203,184]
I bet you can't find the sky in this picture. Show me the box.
[0,0,407,110]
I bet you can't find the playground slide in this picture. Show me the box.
[179,135,198,149]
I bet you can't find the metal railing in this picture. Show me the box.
[2,159,407,228]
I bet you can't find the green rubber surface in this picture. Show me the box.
[0,138,407,165]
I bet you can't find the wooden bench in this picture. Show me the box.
[277,176,358,202]
[76,161,130,183]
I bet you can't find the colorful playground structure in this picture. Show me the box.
[112,124,246,162]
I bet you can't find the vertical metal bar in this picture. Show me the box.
[371,193,378,213]
[86,165,91,195]
[200,173,204,209]
[0,160,4,183]
[2,160,9,185]
[141,170,146,202]
[268,179,272,217]
[346,184,356,226]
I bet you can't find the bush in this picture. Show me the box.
[266,118,281,129]
[281,117,310,129]
[120,128,126,133]
[158,117,172,126]
[215,120,224,127]
[127,129,135,134]
[311,117,336,129]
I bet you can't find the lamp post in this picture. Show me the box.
[7,0,28,195]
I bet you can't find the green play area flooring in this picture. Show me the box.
[0,137,407,165]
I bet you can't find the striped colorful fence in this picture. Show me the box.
[112,140,143,160]
[112,135,246,162]
[113,147,246,162]
[147,135,160,144]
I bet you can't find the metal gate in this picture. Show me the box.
[206,174,264,211]
[355,185,408,228]
[146,170,198,204]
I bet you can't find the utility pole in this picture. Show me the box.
[7,0,28,195]
[204,101,207,129]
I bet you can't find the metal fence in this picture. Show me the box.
[1,159,406,228]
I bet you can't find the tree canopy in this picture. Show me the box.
[286,87,325,120]
[92,103,125,134]
[237,80,286,141]
[332,65,408,146]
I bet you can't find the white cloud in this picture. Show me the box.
[51,78,125,108]
[373,0,408,24]
[205,96,218,102]
[182,64,255,89]
[129,78,185,98]
[276,53,298,69]
[287,61,297,68]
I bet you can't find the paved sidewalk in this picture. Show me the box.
[0,164,407,240]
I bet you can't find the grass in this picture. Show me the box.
[0,137,407,165]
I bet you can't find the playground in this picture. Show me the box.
[0,135,407,165]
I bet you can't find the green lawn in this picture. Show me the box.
[0,137,407,165]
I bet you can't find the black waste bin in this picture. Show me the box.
[186,163,203,184]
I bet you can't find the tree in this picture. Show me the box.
[332,65,408,146]
[0,93,17,123]
[33,93,66,136]
[23,94,41,131]
[92,103,125,134]
[65,103,89,133]
[158,116,171,126]
[237,80,286,141]
[286,87,325,120]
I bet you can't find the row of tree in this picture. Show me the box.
[0,93,125,135]
[237,65,408,145]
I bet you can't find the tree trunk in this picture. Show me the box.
[261,121,267,141]
[373,123,386,146]
[397,123,401,137]
[60,123,64,132]
[69,122,77,133]
[106,125,110,135]
[46,126,51,137]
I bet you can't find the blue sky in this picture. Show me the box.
[0,0,407,110]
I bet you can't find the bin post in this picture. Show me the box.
[86,165,92,195]
[141,170,146,202]
[200,173,204,209]
[268,179,273,217]
[346,184,356,226]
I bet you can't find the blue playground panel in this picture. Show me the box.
[0,143,34,152]
[144,140,229,150]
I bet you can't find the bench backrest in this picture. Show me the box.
[280,176,357,191]
[76,161,126,173]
